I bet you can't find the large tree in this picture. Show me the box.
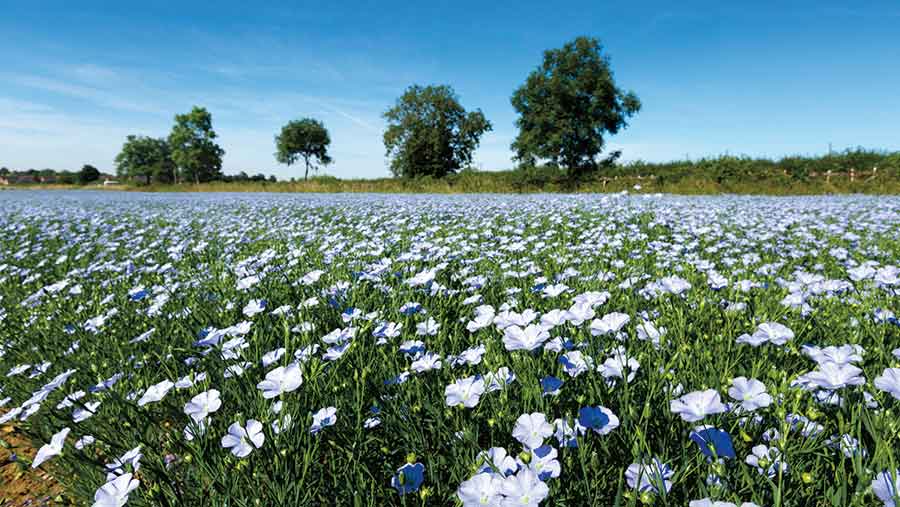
[115,136,176,183]
[511,36,641,179]
[168,106,224,184]
[275,118,332,181]
[383,84,492,178]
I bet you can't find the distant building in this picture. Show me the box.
[0,176,8,186]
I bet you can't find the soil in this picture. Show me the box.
[0,424,66,507]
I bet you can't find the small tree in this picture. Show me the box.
[115,136,176,183]
[168,106,225,184]
[78,164,101,184]
[511,36,641,179]
[383,84,492,179]
[275,119,332,181]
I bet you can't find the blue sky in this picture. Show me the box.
[2,1,899,179]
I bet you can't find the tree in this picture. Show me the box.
[78,164,101,184]
[511,36,641,179]
[383,84,492,178]
[168,106,225,184]
[275,118,332,181]
[115,136,176,183]
[58,171,78,184]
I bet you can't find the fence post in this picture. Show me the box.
[850,168,855,182]
[826,170,832,183]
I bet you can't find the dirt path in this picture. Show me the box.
[0,424,66,507]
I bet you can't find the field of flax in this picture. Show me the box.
[1,190,900,507]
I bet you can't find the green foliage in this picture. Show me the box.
[77,164,101,184]
[115,136,176,184]
[168,106,225,184]
[7,148,899,195]
[60,171,79,184]
[512,164,566,191]
[275,118,333,181]
[779,156,809,181]
[219,171,276,183]
[383,84,492,178]
[511,36,641,179]
[612,149,895,185]
[133,148,900,195]
[885,153,900,177]
[309,174,340,184]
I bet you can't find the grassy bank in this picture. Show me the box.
[130,168,900,195]
[5,151,900,195]
[13,172,899,195]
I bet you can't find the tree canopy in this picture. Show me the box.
[511,36,641,179]
[115,136,175,183]
[275,118,332,181]
[168,106,224,184]
[383,84,492,179]
[78,164,100,184]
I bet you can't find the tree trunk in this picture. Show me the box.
[304,157,310,181]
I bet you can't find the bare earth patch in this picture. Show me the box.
[0,424,65,507]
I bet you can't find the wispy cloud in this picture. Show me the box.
[67,63,122,85]
[0,97,156,170]
[635,11,676,37]
[5,73,168,115]
[318,104,381,132]
[0,97,55,115]
[820,6,900,18]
